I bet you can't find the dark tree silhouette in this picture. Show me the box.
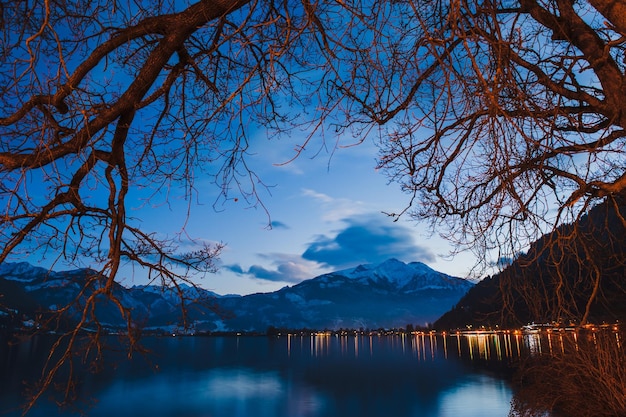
[1,0,625,413]
[366,0,626,327]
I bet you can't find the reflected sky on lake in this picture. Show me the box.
[438,375,512,417]
[1,335,516,417]
[89,366,511,417]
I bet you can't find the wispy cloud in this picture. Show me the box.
[269,220,290,230]
[301,188,367,222]
[225,254,321,284]
[301,188,334,203]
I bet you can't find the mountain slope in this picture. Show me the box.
[435,198,626,329]
[215,259,473,330]
[0,259,473,332]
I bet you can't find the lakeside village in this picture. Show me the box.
[13,321,621,337]
[2,307,619,339]
[191,321,622,338]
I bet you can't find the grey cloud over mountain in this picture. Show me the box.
[228,214,435,284]
[303,215,435,268]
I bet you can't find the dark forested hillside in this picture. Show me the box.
[436,198,626,329]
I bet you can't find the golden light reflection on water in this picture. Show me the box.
[281,327,620,363]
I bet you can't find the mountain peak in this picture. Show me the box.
[336,258,469,292]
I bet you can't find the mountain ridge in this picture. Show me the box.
[0,259,473,332]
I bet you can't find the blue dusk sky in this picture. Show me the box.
[115,127,481,295]
[6,109,484,295]
[1,4,491,296]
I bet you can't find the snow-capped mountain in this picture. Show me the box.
[216,258,474,330]
[324,258,470,292]
[0,259,472,332]
[131,283,225,304]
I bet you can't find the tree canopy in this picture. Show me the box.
[372,0,626,261]
[2,0,624,285]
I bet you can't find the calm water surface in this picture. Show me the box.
[1,333,519,417]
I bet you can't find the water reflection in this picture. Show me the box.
[443,329,614,362]
[281,331,522,363]
[455,332,524,361]
[278,330,553,364]
[0,333,522,417]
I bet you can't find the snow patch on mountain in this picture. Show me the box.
[25,280,80,292]
[285,292,305,305]
[0,262,50,282]
[325,258,471,293]
[132,283,231,304]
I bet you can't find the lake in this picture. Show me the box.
[0,332,525,417]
